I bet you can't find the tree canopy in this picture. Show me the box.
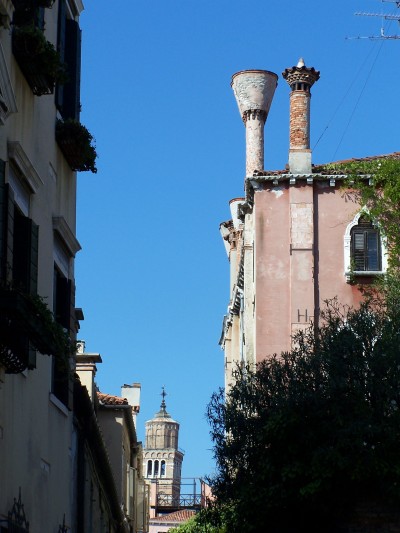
[206,283,400,532]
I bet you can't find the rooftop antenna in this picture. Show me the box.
[347,0,400,40]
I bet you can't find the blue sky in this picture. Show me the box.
[75,0,400,479]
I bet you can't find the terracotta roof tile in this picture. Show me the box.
[313,151,400,174]
[253,152,400,177]
[97,392,128,406]
[149,510,196,523]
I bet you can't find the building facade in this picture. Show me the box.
[75,343,151,533]
[0,0,85,529]
[220,60,395,388]
[0,1,148,531]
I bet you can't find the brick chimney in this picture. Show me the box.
[231,69,278,176]
[282,59,320,174]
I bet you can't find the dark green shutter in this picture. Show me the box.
[0,183,15,283]
[13,213,38,294]
[63,20,82,120]
[29,222,39,295]
[55,273,71,330]
[56,0,67,111]
[69,279,76,336]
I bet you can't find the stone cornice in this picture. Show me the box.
[8,141,43,192]
[53,216,81,257]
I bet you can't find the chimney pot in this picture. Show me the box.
[231,70,278,176]
[282,60,320,174]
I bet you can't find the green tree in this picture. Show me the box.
[169,508,227,533]
[207,291,400,532]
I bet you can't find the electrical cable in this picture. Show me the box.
[331,38,385,161]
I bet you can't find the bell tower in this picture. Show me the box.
[143,388,184,510]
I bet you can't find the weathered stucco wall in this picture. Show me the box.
[253,181,366,360]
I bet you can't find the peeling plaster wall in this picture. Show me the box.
[254,184,291,360]
[251,182,366,360]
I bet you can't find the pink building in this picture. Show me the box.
[220,60,397,388]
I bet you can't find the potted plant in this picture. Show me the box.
[12,25,67,95]
[56,119,98,173]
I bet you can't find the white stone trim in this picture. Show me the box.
[53,216,81,257]
[344,211,388,281]
[8,165,30,216]
[0,42,17,123]
[8,141,43,193]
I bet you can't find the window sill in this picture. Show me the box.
[345,271,385,283]
[49,393,69,417]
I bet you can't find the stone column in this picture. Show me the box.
[231,69,278,176]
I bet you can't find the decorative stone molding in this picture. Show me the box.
[282,58,320,88]
[0,43,17,124]
[68,0,84,17]
[242,109,267,124]
[8,141,42,193]
[53,216,81,257]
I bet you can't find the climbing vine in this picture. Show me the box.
[325,157,400,269]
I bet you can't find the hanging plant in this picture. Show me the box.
[0,286,75,374]
[13,0,55,10]
[12,25,68,96]
[12,0,55,27]
[56,119,98,173]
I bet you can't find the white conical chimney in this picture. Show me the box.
[231,69,278,176]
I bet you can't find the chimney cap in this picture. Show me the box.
[282,60,320,87]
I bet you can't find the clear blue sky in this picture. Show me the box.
[75,0,400,479]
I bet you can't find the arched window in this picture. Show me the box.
[154,460,159,477]
[147,460,152,477]
[351,216,381,271]
[344,212,387,281]
[161,460,166,477]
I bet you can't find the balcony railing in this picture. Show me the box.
[156,493,202,509]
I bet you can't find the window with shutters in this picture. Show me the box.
[344,212,387,282]
[52,265,73,406]
[0,161,39,371]
[351,217,381,272]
